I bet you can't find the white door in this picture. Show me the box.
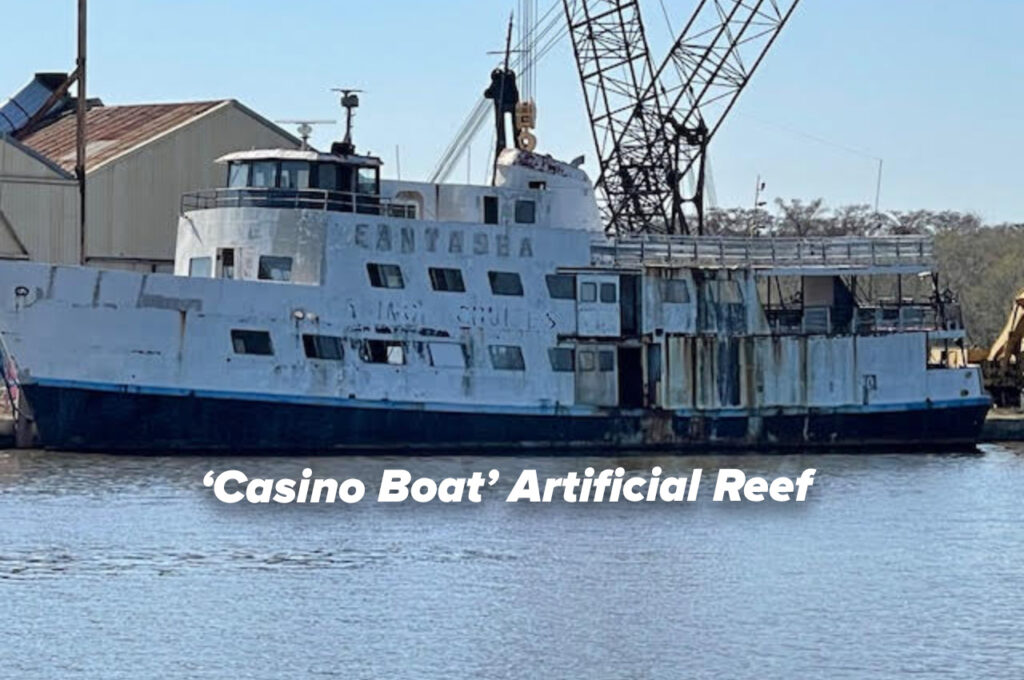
[576,274,620,337]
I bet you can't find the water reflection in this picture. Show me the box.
[1,445,1022,678]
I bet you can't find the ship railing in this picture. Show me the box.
[766,303,961,336]
[767,306,834,334]
[855,304,963,333]
[594,234,934,269]
[181,187,417,219]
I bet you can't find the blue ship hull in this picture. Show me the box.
[22,380,991,453]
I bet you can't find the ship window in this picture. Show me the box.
[316,163,338,191]
[338,165,354,193]
[303,334,345,361]
[600,282,617,303]
[598,350,615,372]
[429,267,465,292]
[231,330,273,356]
[251,161,277,188]
[258,256,293,282]
[189,256,211,278]
[579,350,596,372]
[660,279,690,303]
[548,348,575,372]
[515,200,536,224]
[488,271,524,296]
[546,274,576,300]
[367,263,405,289]
[357,167,378,195]
[580,282,597,302]
[216,248,236,279]
[227,162,250,188]
[483,196,499,224]
[489,345,525,371]
[279,161,310,189]
[428,342,469,369]
[359,340,406,365]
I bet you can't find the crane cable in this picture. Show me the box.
[429,0,567,184]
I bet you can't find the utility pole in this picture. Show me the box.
[873,158,884,214]
[753,174,766,211]
[76,0,87,265]
[751,174,766,236]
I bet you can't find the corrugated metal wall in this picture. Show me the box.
[0,137,79,263]
[85,102,298,272]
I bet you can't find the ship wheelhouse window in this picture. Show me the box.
[357,167,379,196]
[515,200,536,224]
[227,162,250,188]
[303,334,345,361]
[488,271,524,297]
[251,161,277,188]
[428,342,469,369]
[483,196,499,225]
[367,263,405,289]
[258,256,293,282]
[548,348,575,372]
[546,274,576,300]
[429,267,466,292]
[600,283,617,303]
[580,282,597,302]
[315,163,338,191]
[231,330,274,356]
[660,279,690,303]
[189,256,212,278]
[489,345,526,371]
[358,340,406,365]
[598,350,615,372]
[279,161,311,189]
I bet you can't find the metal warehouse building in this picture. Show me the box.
[1,76,299,271]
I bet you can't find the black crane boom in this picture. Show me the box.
[563,0,800,235]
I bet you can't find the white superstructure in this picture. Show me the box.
[0,143,990,451]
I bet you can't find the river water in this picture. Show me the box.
[1,445,1022,679]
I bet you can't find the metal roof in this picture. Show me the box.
[217,148,382,167]
[19,100,228,172]
[0,73,71,136]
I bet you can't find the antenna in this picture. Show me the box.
[275,119,336,150]
[331,88,363,154]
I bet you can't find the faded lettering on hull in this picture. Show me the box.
[353,223,533,259]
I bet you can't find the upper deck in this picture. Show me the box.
[180,147,603,232]
[593,234,934,275]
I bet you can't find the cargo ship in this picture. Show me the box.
[0,100,990,451]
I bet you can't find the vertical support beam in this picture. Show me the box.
[76,0,87,265]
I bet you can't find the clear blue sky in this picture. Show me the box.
[3,1,1022,223]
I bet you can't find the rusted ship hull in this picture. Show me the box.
[24,379,990,452]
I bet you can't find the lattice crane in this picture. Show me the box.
[562,0,800,235]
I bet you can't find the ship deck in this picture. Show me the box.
[592,234,934,275]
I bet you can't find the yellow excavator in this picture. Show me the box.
[983,289,1024,406]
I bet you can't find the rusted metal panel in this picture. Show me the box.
[807,335,855,406]
[754,335,806,407]
[20,101,225,173]
[665,335,694,409]
[640,268,696,335]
